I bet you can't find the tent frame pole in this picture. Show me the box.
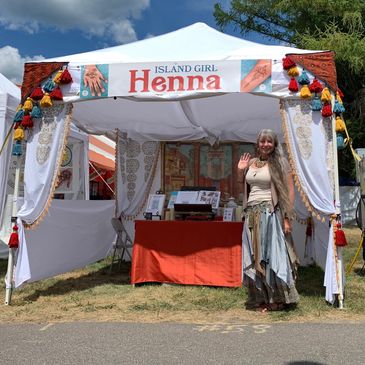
[331,94,344,309]
[4,155,20,305]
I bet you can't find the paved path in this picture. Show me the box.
[1,322,364,364]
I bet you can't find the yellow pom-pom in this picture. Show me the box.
[335,116,346,133]
[300,84,312,99]
[40,93,53,108]
[287,66,300,77]
[16,103,23,112]
[53,70,63,84]
[23,97,33,112]
[321,87,331,103]
[13,127,25,141]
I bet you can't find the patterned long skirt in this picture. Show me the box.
[242,203,299,308]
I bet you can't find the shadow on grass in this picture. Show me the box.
[296,265,325,298]
[0,258,132,302]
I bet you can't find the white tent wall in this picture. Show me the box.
[11,23,343,303]
[0,73,21,258]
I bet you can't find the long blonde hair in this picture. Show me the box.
[256,129,291,215]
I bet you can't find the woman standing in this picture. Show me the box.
[238,129,299,312]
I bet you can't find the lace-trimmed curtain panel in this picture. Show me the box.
[281,99,335,216]
[116,131,161,221]
[17,104,72,226]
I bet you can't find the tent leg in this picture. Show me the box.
[4,247,15,305]
[337,247,344,309]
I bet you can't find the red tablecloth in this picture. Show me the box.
[131,220,243,287]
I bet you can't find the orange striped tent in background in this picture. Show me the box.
[88,135,115,200]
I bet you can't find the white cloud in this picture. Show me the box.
[0,46,44,84]
[0,0,150,44]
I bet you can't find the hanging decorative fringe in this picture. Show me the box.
[320,87,332,103]
[282,56,296,70]
[333,100,345,114]
[60,68,73,84]
[21,115,34,129]
[23,97,33,113]
[335,222,347,247]
[298,70,310,85]
[335,116,346,132]
[288,77,299,92]
[337,88,344,99]
[43,78,56,93]
[8,224,19,248]
[300,84,312,98]
[50,86,63,100]
[336,133,348,150]
[311,95,322,111]
[40,93,53,108]
[30,104,42,119]
[13,108,24,123]
[321,103,332,117]
[53,69,63,84]
[30,87,44,100]
[13,127,25,141]
[287,66,300,77]
[309,78,323,94]
[12,140,22,156]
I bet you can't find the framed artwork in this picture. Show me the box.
[146,194,166,216]
[163,142,255,204]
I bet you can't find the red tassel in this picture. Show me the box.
[21,115,34,129]
[50,86,63,100]
[288,77,299,92]
[282,56,296,70]
[335,223,347,247]
[321,103,332,117]
[8,225,19,248]
[13,122,21,130]
[309,78,323,94]
[30,87,44,100]
[60,69,73,84]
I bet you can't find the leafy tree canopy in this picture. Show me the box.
[214,0,365,178]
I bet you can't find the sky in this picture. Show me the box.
[0,0,276,84]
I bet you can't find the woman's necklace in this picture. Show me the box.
[255,158,268,168]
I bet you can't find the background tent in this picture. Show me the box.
[0,73,20,258]
[10,23,342,304]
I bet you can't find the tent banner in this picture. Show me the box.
[79,60,272,99]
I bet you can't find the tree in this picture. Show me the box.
[214,0,365,178]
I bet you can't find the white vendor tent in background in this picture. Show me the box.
[3,23,344,304]
[0,73,20,258]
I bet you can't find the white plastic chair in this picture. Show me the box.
[109,218,133,273]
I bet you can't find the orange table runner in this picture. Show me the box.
[131,220,243,287]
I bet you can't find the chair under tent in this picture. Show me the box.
[109,217,133,273]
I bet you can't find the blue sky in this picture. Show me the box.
[0,0,275,83]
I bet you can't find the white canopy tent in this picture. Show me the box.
[5,23,343,304]
[0,73,21,258]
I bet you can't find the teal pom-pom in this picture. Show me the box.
[12,140,23,156]
[311,96,322,111]
[13,109,24,123]
[43,79,56,92]
[333,100,345,114]
[30,104,42,118]
[298,70,310,85]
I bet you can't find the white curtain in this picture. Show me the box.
[15,200,115,287]
[17,104,72,224]
[116,131,161,240]
[282,99,339,303]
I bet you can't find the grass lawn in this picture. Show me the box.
[0,227,364,323]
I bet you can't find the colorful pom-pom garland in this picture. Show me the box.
[282,56,352,154]
[12,67,72,150]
